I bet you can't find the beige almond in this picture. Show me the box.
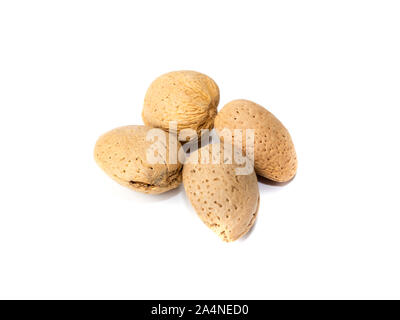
[183,144,259,242]
[94,125,182,194]
[214,99,297,182]
[142,70,220,141]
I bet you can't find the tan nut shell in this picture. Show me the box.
[94,125,182,194]
[142,71,220,140]
[183,144,260,242]
[214,99,297,182]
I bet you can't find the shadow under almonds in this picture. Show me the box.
[124,183,183,203]
[257,174,296,187]
[151,183,183,201]
[239,213,258,242]
[257,174,296,195]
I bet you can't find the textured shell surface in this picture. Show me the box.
[183,144,259,242]
[214,99,297,182]
[142,70,220,140]
[94,125,182,194]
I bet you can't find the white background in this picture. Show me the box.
[0,0,399,299]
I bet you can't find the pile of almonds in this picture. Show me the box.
[94,70,297,242]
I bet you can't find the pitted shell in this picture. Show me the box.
[214,99,297,182]
[183,144,259,242]
[94,125,182,194]
[142,70,220,141]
